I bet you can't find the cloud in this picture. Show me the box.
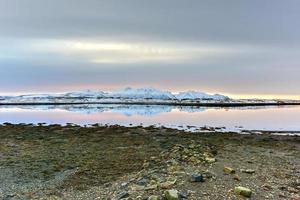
[0,0,300,97]
[0,38,253,64]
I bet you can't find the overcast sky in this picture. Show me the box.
[0,0,300,98]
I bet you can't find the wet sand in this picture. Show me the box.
[0,124,299,199]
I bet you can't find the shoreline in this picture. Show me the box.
[2,123,300,135]
[1,101,300,107]
[0,124,299,199]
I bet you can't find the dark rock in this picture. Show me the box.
[136,178,148,186]
[116,191,129,199]
[179,191,189,199]
[190,174,204,182]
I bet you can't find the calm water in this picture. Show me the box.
[0,104,300,132]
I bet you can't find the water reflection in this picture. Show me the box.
[0,105,300,132]
[0,104,285,116]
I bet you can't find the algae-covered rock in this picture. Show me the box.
[205,157,216,163]
[148,195,159,200]
[224,166,235,174]
[164,189,179,200]
[234,186,252,198]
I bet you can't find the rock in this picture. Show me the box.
[288,187,298,193]
[179,191,189,199]
[233,175,241,181]
[130,184,145,191]
[241,169,255,174]
[164,189,179,200]
[278,192,287,198]
[136,178,148,186]
[190,174,204,182]
[121,182,129,187]
[203,152,216,163]
[234,186,252,198]
[290,194,300,200]
[203,171,214,179]
[115,191,129,199]
[145,184,158,190]
[262,184,272,191]
[160,179,177,189]
[205,157,216,163]
[148,195,159,200]
[224,166,235,174]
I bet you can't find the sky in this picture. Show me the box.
[0,0,300,99]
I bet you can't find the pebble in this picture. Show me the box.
[224,166,235,174]
[136,178,148,186]
[241,169,255,174]
[234,186,252,198]
[148,195,159,200]
[288,187,299,193]
[233,175,241,181]
[160,179,177,189]
[115,191,129,200]
[164,189,179,200]
[190,174,204,182]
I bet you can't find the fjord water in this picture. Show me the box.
[0,105,300,132]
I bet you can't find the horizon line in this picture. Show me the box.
[1,87,300,100]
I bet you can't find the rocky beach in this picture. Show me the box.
[0,124,299,199]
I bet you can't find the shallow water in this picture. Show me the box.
[0,104,300,132]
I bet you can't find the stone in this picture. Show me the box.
[148,195,159,200]
[233,175,241,181]
[290,194,300,200]
[234,186,252,198]
[288,187,298,193]
[224,166,235,174]
[179,191,189,199]
[203,152,216,163]
[160,179,177,189]
[164,189,179,200]
[136,178,148,186]
[190,174,204,182]
[121,182,129,187]
[145,184,158,190]
[115,191,129,199]
[205,157,216,163]
[241,169,255,174]
[130,184,145,191]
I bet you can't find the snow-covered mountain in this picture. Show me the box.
[1,88,299,106]
[64,90,107,98]
[0,87,234,104]
[175,91,229,101]
[106,87,176,100]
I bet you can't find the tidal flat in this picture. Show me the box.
[0,124,299,199]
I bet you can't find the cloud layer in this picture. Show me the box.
[0,0,300,98]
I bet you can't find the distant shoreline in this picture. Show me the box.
[1,101,300,107]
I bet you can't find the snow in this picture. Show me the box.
[64,90,106,98]
[106,87,176,100]
[1,87,298,105]
[176,91,229,101]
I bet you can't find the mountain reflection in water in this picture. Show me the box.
[0,105,300,132]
